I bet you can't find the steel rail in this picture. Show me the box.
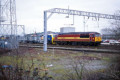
[20,45,120,54]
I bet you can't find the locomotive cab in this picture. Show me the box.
[95,34,102,42]
[47,34,56,44]
[90,33,102,45]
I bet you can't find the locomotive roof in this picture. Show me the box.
[59,32,100,35]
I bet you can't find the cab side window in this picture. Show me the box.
[90,34,95,37]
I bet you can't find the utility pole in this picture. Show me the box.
[83,16,85,32]
[43,11,47,51]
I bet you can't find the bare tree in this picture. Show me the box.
[101,28,113,39]
[110,10,120,39]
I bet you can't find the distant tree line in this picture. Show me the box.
[101,10,120,40]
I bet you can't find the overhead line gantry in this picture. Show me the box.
[44,8,120,51]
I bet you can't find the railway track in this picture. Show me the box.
[20,43,120,50]
[20,45,120,54]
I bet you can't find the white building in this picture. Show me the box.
[60,27,75,33]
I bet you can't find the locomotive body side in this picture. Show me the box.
[56,34,90,42]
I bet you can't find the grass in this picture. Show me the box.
[0,48,120,80]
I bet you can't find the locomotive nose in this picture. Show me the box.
[96,37,101,42]
[96,37,99,41]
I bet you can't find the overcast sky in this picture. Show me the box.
[16,0,120,34]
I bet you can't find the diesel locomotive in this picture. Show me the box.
[48,32,102,46]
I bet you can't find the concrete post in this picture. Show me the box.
[44,11,47,51]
